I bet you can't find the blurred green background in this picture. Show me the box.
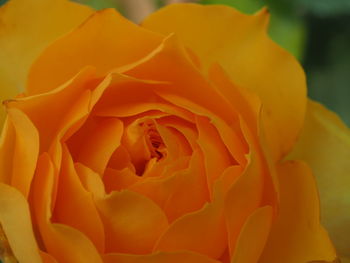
[1,0,349,125]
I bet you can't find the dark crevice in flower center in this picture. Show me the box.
[141,120,166,161]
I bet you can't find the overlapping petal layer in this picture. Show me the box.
[0,2,346,263]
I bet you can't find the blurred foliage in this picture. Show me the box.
[304,15,350,126]
[0,0,349,125]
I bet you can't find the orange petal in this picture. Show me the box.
[231,206,273,263]
[93,73,194,123]
[196,115,234,196]
[154,196,227,259]
[103,167,141,193]
[40,251,57,263]
[7,67,97,149]
[125,35,240,131]
[31,153,103,263]
[124,35,248,165]
[289,100,350,258]
[0,183,42,263]
[75,163,105,199]
[225,151,264,256]
[95,190,168,254]
[102,251,221,263]
[53,145,105,252]
[68,117,123,175]
[142,4,307,160]
[259,161,336,263]
[0,108,39,197]
[130,149,209,222]
[208,63,261,141]
[0,0,93,123]
[27,8,163,95]
[0,118,15,184]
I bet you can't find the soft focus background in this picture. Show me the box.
[1,0,349,125]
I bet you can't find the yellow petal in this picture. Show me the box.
[289,100,350,258]
[31,153,103,263]
[68,117,123,175]
[142,4,307,160]
[102,251,221,263]
[0,108,39,197]
[0,183,41,263]
[53,145,105,252]
[95,190,169,254]
[225,151,264,256]
[27,8,163,96]
[75,163,105,199]
[196,115,234,197]
[259,160,336,263]
[0,0,93,123]
[231,206,273,263]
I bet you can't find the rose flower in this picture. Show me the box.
[0,1,349,263]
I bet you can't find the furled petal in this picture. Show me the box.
[259,160,336,263]
[225,152,264,256]
[196,115,234,196]
[31,153,103,263]
[0,0,93,123]
[0,108,39,198]
[95,190,168,254]
[0,184,42,263]
[142,3,306,160]
[53,145,105,252]
[289,100,350,258]
[102,251,221,263]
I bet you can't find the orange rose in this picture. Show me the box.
[0,1,349,263]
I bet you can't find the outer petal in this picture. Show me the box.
[0,0,93,123]
[27,8,163,95]
[259,160,336,263]
[289,100,350,258]
[142,3,307,160]
[0,108,39,198]
[231,206,273,263]
[0,183,42,263]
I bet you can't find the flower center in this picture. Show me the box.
[141,120,166,161]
